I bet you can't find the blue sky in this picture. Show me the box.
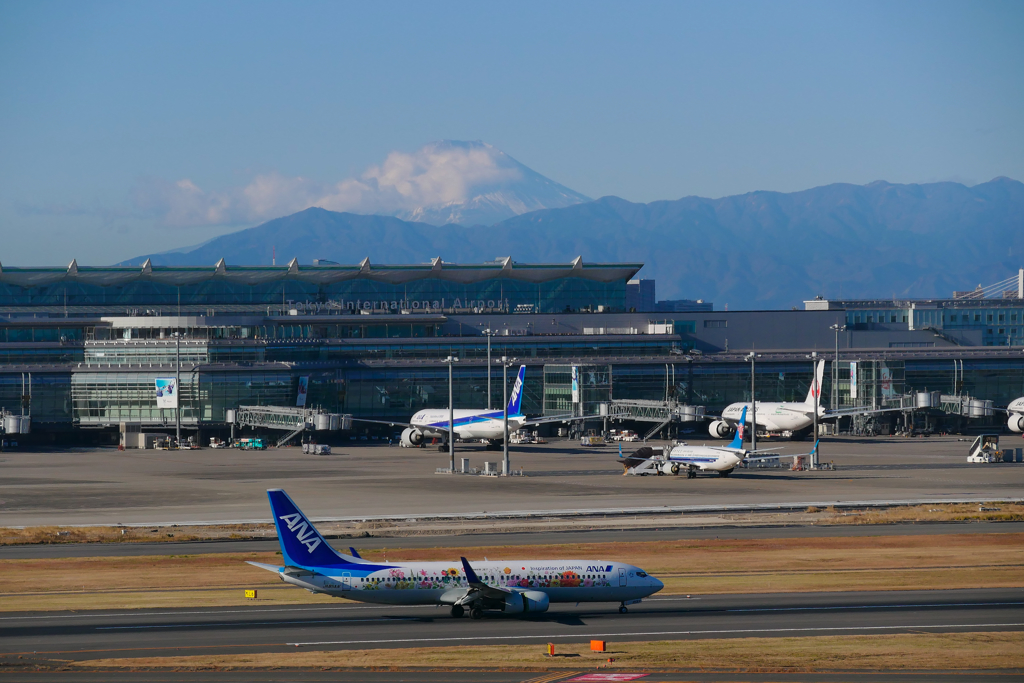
[1,0,1022,264]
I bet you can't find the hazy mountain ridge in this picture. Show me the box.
[124,177,1024,310]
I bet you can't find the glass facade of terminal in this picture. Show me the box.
[0,276,628,314]
[844,305,1024,347]
[2,353,1022,429]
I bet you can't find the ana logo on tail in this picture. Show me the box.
[278,512,322,553]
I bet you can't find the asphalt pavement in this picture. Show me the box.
[4,436,1023,527]
[2,588,1021,662]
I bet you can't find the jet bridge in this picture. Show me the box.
[233,406,352,447]
[603,400,706,441]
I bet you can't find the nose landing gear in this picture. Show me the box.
[618,603,628,614]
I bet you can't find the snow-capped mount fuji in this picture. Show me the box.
[391,140,591,226]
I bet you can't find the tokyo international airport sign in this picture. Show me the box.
[155,377,178,409]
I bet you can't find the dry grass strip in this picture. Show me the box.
[3,503,1024,547]
[75,632,1024,670]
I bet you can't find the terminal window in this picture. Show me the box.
[704,320,727,328]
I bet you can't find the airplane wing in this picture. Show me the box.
[349,417,452,434]
[349,417,416,429]
[460,556,512,599]
[746,440,820,462]
[522,413,589,426]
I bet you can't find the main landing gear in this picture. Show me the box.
[470,607,484,620]
[450,605,464,618]
[618,603,629,614]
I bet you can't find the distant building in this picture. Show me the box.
[626,279,656,312]
[655,299,713,312]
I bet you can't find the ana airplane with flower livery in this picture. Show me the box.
[247,489,664,619]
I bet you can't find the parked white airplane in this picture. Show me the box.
[1002,396,1024,433]
[360,366,577,448]
[622,407,818,477]
[708,360,898,441]
[248,489,664,618]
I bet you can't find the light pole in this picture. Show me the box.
[829,323,846,412]
[745,352,759,453]
[175,331,181,446]
[807,351,819,468]
[445,355,459,472]
[501,356,518,476]
[483,328,495,410]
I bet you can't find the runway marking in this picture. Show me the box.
[724,601,1024,612]
[522,673,582,683]
[97,617,417,630]
[287,622,1024,646]
[0,604,406,621]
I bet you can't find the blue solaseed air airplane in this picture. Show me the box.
[621,406,818,478]
[248,489,664,619]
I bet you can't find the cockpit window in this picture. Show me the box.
[636,571,647,577]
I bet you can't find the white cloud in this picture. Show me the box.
[132,141,523,228]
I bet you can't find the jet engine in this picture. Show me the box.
[502,590,550,614]
[1009,414,1024,433]
[708,420,734,439]
[401,428,424,448]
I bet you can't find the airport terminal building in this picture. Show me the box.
[1,259,1022,441]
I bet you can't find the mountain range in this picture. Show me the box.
[125,157,1024,310]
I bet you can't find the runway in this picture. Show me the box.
[4,520,1024,559]
[2,588,1021,662]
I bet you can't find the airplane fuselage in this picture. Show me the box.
[722,401,821,433]
[411,409,527,440]
[276,559,661,606]
[666,444,744,472]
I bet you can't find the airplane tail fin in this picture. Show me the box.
[267,489,348,568]
[727,406,747,449]
[805,359,825,406]
[506,365,526,416]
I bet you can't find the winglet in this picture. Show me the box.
[727,406,747,449]
[349,547,362,559]
[460,556,483,585]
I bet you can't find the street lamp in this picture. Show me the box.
[829,323,846,412]
[745,352,760,452]
[483,328,495,410]
[500,356,519,476]
[807,351,819,468]
[444,355,459,472]
[174,331,181,446]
